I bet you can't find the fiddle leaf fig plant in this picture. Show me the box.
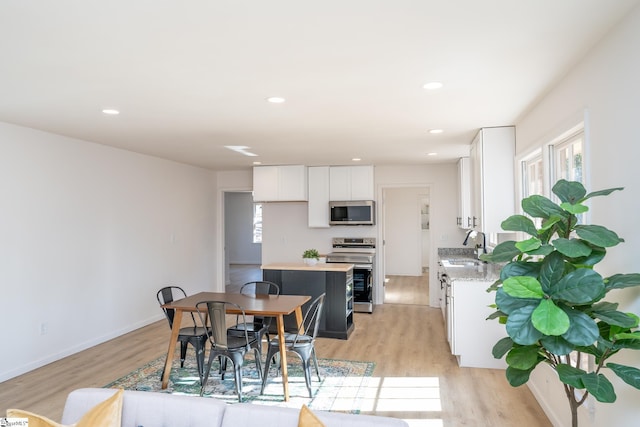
[480,179,640,427]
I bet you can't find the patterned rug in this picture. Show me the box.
[105,352,375,413]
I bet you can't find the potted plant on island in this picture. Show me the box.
[480,179,640,427]
[302,249,320,266]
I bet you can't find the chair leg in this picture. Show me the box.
[260,345,277,395]
[200,350,217,397]
[228,353,246,402]
[253,347,263,380]
[180,341,188,367]
[312,348,321,381]
[194,338,206,385]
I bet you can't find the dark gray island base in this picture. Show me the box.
[261,263,354,340]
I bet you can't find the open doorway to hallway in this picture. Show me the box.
[382,186,430,306]
[224,191,262,292]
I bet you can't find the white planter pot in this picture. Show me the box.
[303,258,318,266]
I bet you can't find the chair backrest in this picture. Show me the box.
[240,281,280,297]
[156,286,188,328]
[239,281,280,324]
[195,300,251,350]
[293,293,326,345]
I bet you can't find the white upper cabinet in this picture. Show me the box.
[307,166,330,228]
[469,127,515,234]
[252,165,308,202]
[329,165,374,201]
[457,157,472,229]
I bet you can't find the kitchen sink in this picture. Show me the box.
[441,259,482,268]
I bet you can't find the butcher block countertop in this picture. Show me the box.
[261,262,354,272]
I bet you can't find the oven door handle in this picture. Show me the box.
[353,264,373,270]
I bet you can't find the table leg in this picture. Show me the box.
[276,314,289,401]
[161,310,183,389]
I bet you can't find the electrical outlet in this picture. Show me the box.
[40,322,48,335]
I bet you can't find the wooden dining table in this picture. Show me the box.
[160,291,311,401]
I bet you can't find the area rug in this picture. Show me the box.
[105,353,375,413]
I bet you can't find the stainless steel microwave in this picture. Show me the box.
[329,200,376,226]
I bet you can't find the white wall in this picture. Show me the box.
[0,122,217,382]
[515,5,640,426]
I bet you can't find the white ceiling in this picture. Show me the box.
[1,1,638,171]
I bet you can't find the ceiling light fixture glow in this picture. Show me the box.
[102,109,120,115]
[423,81,443,90]
[427,152,438,156]
[225,145,258,157]
[352,158,362,162]
[429,129,444,134]
[266,97,285,103]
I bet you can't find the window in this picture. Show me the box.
[552,131,584,185]
[523,153,544,197]
[252,203,262,243]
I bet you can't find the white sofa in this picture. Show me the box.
[61,388,410,427]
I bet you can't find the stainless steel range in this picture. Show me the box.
[326,237,375,313]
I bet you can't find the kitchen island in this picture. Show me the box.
[262,262,354,339]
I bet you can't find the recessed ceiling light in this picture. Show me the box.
[352,158,362,162]
[253,161,262,165]
[266,97,285,103]
[225,145,258,157]
[429,129,444,134]
[102,109,120,115]
[423,81,443,90]
[427,152,438,156]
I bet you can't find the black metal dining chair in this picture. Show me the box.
[260,293,326,398]
[227,281,280,359]
[195,300,263,402]
[156,286,209,384]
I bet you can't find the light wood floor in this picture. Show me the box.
[0,266,551,426]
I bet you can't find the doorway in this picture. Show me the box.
[381,186,430,305]
[224,192,262,291]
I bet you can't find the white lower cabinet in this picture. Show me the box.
[449,279,507,369]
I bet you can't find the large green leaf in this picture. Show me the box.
[548,269,605,304]
[592,309,638,328]
[561,202,589,214]
[540,215,563,231]
[492,337,514,359]
[503,276,545,299]
[612,339,640,351]
[568,245,606,267]
[556,363,587,389]
[532,299,570,335]
[607,363,640,390]
[516,237,542,253]
[539,251,565,292]
[582,373,616,403]
[501,215,538,236]
[480,240,520,263]
[552,238,592,258]
[505,366,533,387]
[583,186,624,201]
[575,225,623,248]
[496,288,541,315]
[500,261,541,282]
[553,179,586,204]
[506,345,542,370]
[540,335,575,355]
[561,306,600,346]
[526,244,555,256]
[522,195,565,219]
[506,305,545,345]
[605,273,640,291]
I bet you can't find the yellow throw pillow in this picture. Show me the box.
[298,404,326,427]
[7,388,123,427]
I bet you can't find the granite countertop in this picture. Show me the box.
[261,262,354,272]
[437,248,503,282]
